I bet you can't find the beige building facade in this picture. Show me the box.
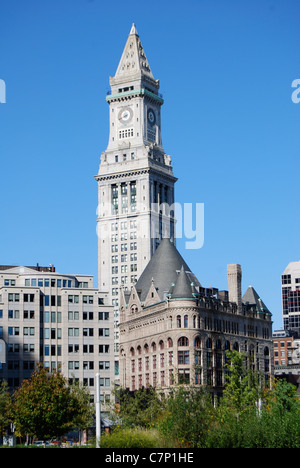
[0,265,114,405]
[119,239,273,398]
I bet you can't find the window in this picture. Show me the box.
[99,312,109,321]
[23,294,34,303]
[178,350,189,365]
[178,337,189,347]
[184,315,188,328]
[99,361,110,370]
[282,275,291,285]
[83,296,94,304]
[178,369,190,385]
[119,128,134,139]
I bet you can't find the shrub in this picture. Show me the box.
[100,428,163,449]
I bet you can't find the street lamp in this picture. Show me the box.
[95,373,101,448]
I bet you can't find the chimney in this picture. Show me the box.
[227,264,242,312]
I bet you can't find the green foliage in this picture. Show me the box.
[110,351,300,448]
[116,386,166,428]
[221,350,264,415]
[10,365,92,440]
[0,380,11,437]
[158,386,213,448]
[100,428,163,448]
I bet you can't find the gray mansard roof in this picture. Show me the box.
[242,286,271,314]
[135,239,201,302]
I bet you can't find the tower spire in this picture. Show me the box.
[113,23,155,83]
[129,23,138,35]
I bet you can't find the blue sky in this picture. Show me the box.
[0,0,299,330]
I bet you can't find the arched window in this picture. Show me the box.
[184,315,188,328]
[168,337,173,348]
[177,315,181,328]
[131,304,138,314]
[216,339,222,350]
[225,340,231,351]
[144,343,149,353]
[178,336,189,347]
[130,347,135,356]
[159,340,164,350]
[194,336,201,348]
[137,345,142,355]
[233,342,239,351]
[151,342,156,352]
[206,338,212,349]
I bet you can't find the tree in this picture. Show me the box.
[69,379,94,432]
[11,365,89,441]
[221,350,265,415]
[0,380,11,438]
[158,386,213,448]
[116,387,165,429]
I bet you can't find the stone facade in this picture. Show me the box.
[119,240,273,398]
[95,24,177,369]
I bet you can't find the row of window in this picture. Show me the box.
[68,328,110,337]
[112,264,137,274]
[111,231,137,241]
[111,220,137,231]
[6,327,35,336]
[131,369,192,390]
[8,293,35,303]
[68,361,110,371]
[111,242,137,252]
[112,253,137,263]
[3,377,111,390]
[129,337,232,355]
[112,275,138,285]
[2,278,86,288]
[6,294,103,306]
[24,278,74,288]
[6,343,111,355]
[114,152,135,163]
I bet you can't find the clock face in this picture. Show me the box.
[118,107,133,123]
[147,108,156,126]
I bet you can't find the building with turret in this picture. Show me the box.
[119,239,273,399]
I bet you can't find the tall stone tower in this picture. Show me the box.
[95,24,177,310]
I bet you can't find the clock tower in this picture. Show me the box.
[95,24,177,352]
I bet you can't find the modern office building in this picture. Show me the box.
[119,239,273,399]
[281,261,300,336]
[0,264,114,405]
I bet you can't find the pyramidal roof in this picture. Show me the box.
[171,265,196,299]
[114,23,155,81]
[135,239,201,302]
[242,286,271,314]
